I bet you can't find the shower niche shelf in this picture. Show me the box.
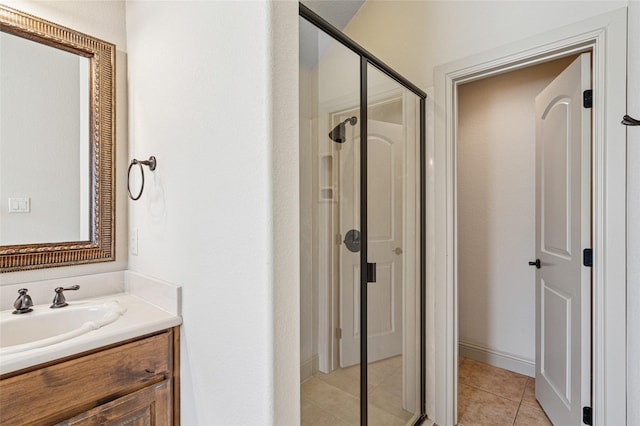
[318,153,336,203]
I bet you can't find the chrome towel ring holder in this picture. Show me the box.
[127,156,157,200]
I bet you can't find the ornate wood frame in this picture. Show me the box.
[0,5,115,272]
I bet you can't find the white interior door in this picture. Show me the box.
[534,53,591,425]
[339,119,404,367]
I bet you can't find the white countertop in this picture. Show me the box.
[0,271,182,375]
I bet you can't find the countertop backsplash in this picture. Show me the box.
[0,270,181,316]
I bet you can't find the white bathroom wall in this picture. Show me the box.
[627,1,640,423]
[126,1,299,424]
[457,57,575,376]
[0,0,128,288]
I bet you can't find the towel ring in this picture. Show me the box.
[127,156,157,200]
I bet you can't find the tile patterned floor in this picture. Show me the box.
[301,356,419,426]
[301,355,550,425]
[458,357,552,426]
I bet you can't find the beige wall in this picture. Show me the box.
[344,1,626,90]
[457,56,575,374]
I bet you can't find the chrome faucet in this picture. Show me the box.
[50,285,80,308]
[13,288,33,314]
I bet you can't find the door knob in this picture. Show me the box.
[528,259,541,269]
[393,247,403,255]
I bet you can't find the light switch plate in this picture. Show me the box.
[8,197,30,213]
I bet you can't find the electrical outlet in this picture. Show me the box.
[130,228,138,256]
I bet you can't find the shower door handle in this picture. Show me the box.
[367,263,376,282]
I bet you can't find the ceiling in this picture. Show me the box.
[301,0,365,31]
[299,0,365,69]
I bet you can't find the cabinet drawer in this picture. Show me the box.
[61,380,172,426]
[0,331,172,426]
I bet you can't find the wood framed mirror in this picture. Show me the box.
[0,5,115,272]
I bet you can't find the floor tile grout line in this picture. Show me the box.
[457,360,552,426]
[458,381,527,404]
[520,378,529,402]
[513,396,527,426]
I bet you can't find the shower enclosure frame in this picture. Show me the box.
[299,4,428,425]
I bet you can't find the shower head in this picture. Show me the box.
[328,116,358,143]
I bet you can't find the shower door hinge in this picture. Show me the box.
[336,327,342,339]
[583,406,592,425]
[583,90,593,108]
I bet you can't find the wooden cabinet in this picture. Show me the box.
[0,328,179,426]
[63,380,171,425]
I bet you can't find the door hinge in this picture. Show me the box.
[583,406,592,425]
[583,248,593,267]
[583,90,593,108]
[336,327,342,339]
[336,233,342,246]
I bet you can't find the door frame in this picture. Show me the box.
[430,8,627,426]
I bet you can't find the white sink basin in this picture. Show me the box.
[0,301,126,355]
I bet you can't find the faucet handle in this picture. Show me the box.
[50,285,80,309]
[13,288,34,314]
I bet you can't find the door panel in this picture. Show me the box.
[541,99,571,258]
[535,53,591,425]
[541,280,571,405]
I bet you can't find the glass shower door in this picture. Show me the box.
[299,6,425,425]
[299,15,363,424]
[365,64,422,423]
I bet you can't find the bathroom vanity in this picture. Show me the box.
[0,272,182,426]
[0,6,182,424]
[0,328,179,425]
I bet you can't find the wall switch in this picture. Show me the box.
[8,197,30,213]
[130,228,138,256]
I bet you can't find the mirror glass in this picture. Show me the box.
[0,5,115,272]
[1,32,90,245]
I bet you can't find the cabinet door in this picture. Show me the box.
[59,380,172,426]
[1,331,172,425]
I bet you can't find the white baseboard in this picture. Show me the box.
[459,341,535,378]
[301,354,319,383]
